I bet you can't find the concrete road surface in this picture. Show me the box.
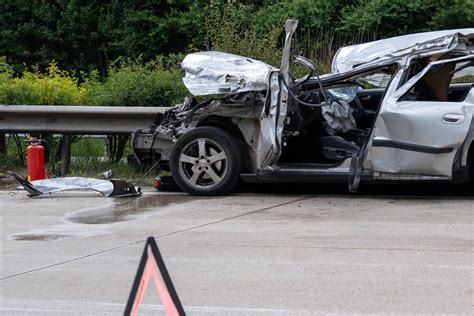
[0,184,473,315]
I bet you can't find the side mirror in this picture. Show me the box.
[294,55,316,71]
[293,55,329,104]
[294,56,316,84]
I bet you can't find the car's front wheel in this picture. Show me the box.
[170,127,242,195]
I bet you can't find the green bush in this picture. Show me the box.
[86,58,188,107]
[0,61,88,105]
[0,56,13,83]
[0,56,189,107]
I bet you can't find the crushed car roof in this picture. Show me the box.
[332,29,474,73]
[181,29,474,96]
[181,51,276,96]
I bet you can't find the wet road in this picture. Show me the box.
[0,184,473,315]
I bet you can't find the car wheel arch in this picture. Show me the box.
[197,116,243,140]
[196,116,251,171]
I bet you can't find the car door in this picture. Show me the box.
[256,19,297,170]
[256,71,286,169]
[370,56,474,179]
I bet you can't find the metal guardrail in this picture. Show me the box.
[0,105,168,134]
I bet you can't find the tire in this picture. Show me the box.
[170,126,242,195]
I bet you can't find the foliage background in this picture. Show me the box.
[0,0,472,107]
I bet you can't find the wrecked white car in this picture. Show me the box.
[133,20,474,195]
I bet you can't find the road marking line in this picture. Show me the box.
[0,196,311,281]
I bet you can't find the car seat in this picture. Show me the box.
[320,136,360,161]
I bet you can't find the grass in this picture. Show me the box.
[67,158,159,186]
[0,136,161,187]
[71,137,105,157]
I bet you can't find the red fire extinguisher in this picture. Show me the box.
[27,139,45,181]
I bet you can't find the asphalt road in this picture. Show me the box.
[0,183,473,315]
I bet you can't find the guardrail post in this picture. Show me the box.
[60,135,71,176]
[0,132,5,160]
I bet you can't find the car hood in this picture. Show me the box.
[181,51,277,96]
[332,29,474,73]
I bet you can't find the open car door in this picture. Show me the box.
[370,56,474,179]
[256,19,298,170]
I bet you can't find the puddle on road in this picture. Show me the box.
[65,194,197,225]
[9,193,214,241]
[11,233,71,241]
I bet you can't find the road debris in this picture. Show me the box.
[6,171,141,198]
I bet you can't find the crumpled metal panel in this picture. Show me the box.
[7,172,141,197]
[31,177,115,195]
[256,19,298,170]
[371,62,474,177]
[257,72,281,168]
[332,29,474,73]
[372,115,472,176]
[181,51,277,96]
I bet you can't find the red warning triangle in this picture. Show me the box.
[124,237,185,316]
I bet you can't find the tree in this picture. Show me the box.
[0,0,207,75]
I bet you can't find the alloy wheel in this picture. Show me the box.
[178,138,228,188]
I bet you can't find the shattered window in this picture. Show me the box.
[356,66,397,88]
[357,72,392,88]
[400,59,473,102]
[400,58,429,86]
[451,61,474,84]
